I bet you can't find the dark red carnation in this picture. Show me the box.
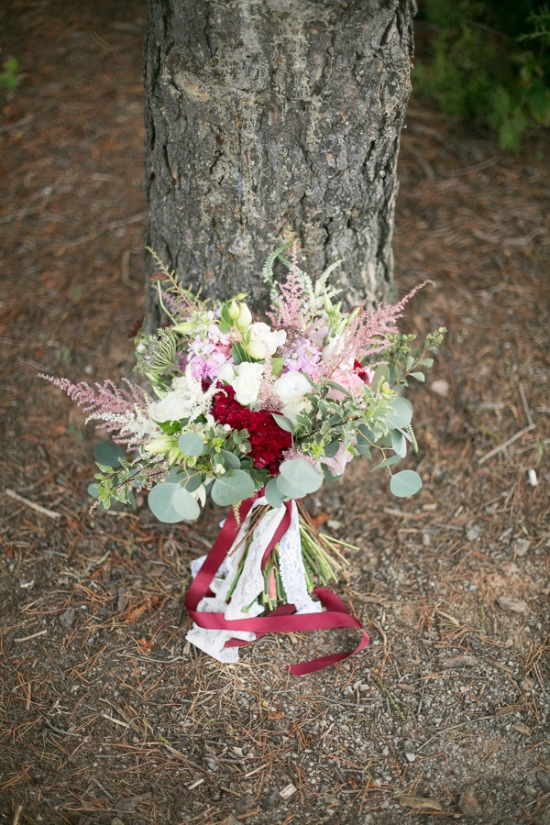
[211,385,291,474]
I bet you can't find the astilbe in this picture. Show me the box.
[41,375,156,448]
[267,246,313,332]
[318,282,428,377]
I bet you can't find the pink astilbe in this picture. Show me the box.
[318,282,429,378]
[267,245,312,332]
[41,375,159,448]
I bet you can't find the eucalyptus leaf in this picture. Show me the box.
[277,458,323,497]
[87,483,100,499]
[386,396,413,430]
[94,442,126,469]
[410,371,426,382]
[391,430,407,458]
[220,449,241,469]
[265,478,286,508]
[148,482,201,522]
[371,454,402,472]
[390,469,423,498]
[178,432,206,456]
[420,358,434,368]
[271,413,295,433]
[356,442,372,458]
[211,469,256,507]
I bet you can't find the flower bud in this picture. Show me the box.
[236,303,252,330]
[143,435,175,455]
[227,301,240,321]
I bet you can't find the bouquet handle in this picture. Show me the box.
[184,495,369,676]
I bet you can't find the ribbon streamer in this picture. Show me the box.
[185,496,369,675]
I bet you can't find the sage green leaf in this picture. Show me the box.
[265,478,286,508]
[94,442,126,468]
[178,432,206,456]
[410,371,425,382]
[211,469,256,507]
[148,482,201,522]
[277,459,323,497]
[87,483,100,498]
[391,430,407,457]
[271,413,295,433]
[386,397,413,430]
[371,365,390,390]
[390,469,423,498]
[220,449,241,469]
[323,441,341,458]
[371,454,402,472]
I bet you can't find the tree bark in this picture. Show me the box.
[144,0,415,319]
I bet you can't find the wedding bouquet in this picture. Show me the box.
[45,243,444,672]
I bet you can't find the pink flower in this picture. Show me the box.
[320,444,354,477]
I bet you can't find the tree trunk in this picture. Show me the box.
[144,0,415,320]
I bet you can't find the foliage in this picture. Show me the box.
[414,1,550,150]
[0,57,20,92]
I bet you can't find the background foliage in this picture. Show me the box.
[414,0,550,150]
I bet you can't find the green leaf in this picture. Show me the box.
[220,449,241,469]
[276,459,323,498]
[355,442,372,458]
[271,413,295,433]
[87,483,100,499]
[326,380,350,396]
[371,454,402,472]
[323,441,341,458]
[94,442,126,469]
[390,469,423,498]
[265,478,286,508]
[391,430,407,458]
[211,469,256,507]
[148,482,201,522]
[371,365,390,391]
[178,432,205,456]
[386,397,413,430]
[420,358,434,368]
[410,371,425,382]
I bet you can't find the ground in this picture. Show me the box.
[0,2,549,824]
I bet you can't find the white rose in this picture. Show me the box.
[274,371,312,424]
[217,363,235,384]
[247,323,287,360]
[149,390,195,422]
[232,362,264,406]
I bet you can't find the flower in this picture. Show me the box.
[211,385,292,473]
[320,443,354,477]
[273,371,312,424]
[247,322,286,360]
[218,362,264,406]
[148,369,214,422]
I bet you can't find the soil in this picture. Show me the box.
[0,2,549,825]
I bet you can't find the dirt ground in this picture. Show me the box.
[0,2,549,824]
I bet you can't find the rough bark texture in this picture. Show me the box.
[144,0,415,317]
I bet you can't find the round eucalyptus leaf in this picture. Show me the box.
[211,469,256,507]
[323,441,341,458]
[148,482,201,522]
[87,483,100,499]
[386,397,413,430]
[390,469,423,498]
[265,478,286,508]
[178,432,206,456]
[278,459,323,496]
[94,441,126,468]
[220,449,241,469]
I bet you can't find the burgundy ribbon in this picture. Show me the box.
[184,496,369,676]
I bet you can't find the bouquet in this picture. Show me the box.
[44,243,444,673]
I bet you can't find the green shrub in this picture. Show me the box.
[414,1,550,150]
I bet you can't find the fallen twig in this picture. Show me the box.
[4,488,61,519]
[478,424,535,465]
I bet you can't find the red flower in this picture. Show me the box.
[211,386,291,474]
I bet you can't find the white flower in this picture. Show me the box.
[231,362,264,406]
[274,371,312,424]
[148,368,213,423]
[247,322,286,360]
